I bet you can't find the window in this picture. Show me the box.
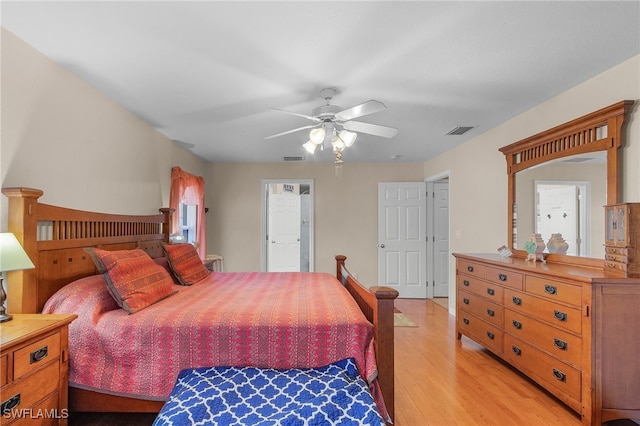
[179,203,198,245]
[169,167,206,258]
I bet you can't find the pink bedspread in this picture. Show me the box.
[42,271,380,406]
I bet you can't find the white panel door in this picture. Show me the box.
[433,181,449,297]
[378,182,427,298]
[536,185,579,256]
[268,191,301,272]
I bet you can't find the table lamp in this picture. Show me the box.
[0,233,35,322]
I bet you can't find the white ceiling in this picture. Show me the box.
[2,1,639,163]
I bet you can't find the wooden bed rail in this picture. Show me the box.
[335,254,398,423]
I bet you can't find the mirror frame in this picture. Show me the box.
[499,100,634,265]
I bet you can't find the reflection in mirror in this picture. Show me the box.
[514,152,606,258]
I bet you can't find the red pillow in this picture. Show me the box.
[87,248,177,313]
[162,243,210,286]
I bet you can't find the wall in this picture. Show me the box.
[423,54,639,310]
[1,29,206,229]
[205,162,425,285]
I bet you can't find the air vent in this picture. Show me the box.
[446,126,474,136]
[283,156,304,162]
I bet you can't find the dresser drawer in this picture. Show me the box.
[458,290,503,327]
[457,275,504,303]
[504,289,582,334]
[1,361,59,422]
[504,334,581,403]
[13,332,60,381]
[457,260,485,279]
[457,309,503,354]
[504,308,582,367]
[525,276,582,306]
[485,267,523,290]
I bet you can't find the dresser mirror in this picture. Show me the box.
[499,100,634,263]
[514,151,606,258]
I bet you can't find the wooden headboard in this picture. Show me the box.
[2,187,173,314]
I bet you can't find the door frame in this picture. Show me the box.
[426,171,451,305]
[261,179,314,272]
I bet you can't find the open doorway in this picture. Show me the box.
[261,179,314,272]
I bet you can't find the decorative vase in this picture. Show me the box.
[547,233,569,255]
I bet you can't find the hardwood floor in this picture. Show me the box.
[70,299,638,425]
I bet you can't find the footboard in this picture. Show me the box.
[335,255,398,423]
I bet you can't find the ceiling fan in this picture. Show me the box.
[265,88,398,163]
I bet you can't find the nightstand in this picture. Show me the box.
[205,254,224,272]
[1,314,76,425]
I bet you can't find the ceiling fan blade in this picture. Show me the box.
[264,124,319,140]
[334,100,387,121]
[343,121,398,138]
[269,108,322,123]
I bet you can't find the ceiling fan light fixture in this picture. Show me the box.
[332,137,345,153]
[309,128,325,144]
[303,140,318,154]
[338,130,357,147]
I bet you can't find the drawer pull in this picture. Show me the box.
[463,298,470,305]
[467,266,474,272]
[1,393,21,415]
[486,309,495,317]
[463,280,470,286]
[463,318,470,325]
[553,338,568,351]
[553,368,567,382]
[544,284,557,295]
[512,345,522,356]
[553,310,568,322]
[512,296,522,306]
[30,346,48,364]
[498,273,507,281]
[486,288,495,296]
[486,331,495,340]
[512,320,522,329]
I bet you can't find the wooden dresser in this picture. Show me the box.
[1,314,76,425]
[454,253,640,425]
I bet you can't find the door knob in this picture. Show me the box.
[379,243,385,248]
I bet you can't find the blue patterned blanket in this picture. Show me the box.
[153,358,385,426]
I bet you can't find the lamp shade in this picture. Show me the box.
[309,128,325,145]
[0,233,35,272]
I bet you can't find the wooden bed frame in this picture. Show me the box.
[2,187,398,422]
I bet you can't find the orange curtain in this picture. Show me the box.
[169,167,206,259]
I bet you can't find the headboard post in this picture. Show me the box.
[159,208,174,241]
[2,187,44,314]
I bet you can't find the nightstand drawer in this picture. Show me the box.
[1,361,59,422]
[11,393,60,426]
[14,332,60,381]
[1,354,7,386]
